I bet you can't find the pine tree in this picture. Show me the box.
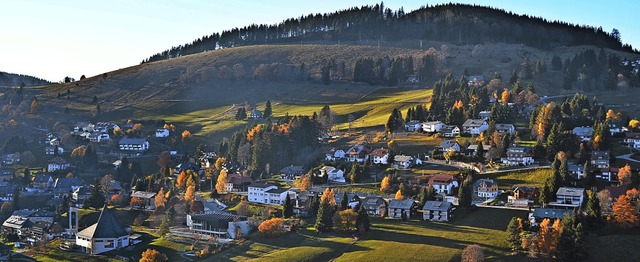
[87,179,105,209]
[418,187,428,207]
[283,194,294,218]
[315,195,334,232]
[355,204,371,232]
[339,191,349,211]
[263,100,272,118]
[556,215,576,261]
[506,217,522,251]
[585,190,601,227]
[573,223,588,259]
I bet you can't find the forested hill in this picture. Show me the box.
[0,71,51,87]
[143,3,633,63]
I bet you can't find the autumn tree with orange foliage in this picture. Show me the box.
[140,248,168,262]
[320,188,336,206]
[395,190,404,200]
[155,188,166,210]
[629,119,640,129]
[501,89,511,104]
[176,171,187,189]
[380,176,391,193]
[184,185,196,203]
[130,197,145,207]
[294,174,312,191]
[606,109,621,122]
[181,130,192,142]
[216,169,228,194]
[537,218,562,257]
[258,218,286,238]
[612,194,639,228]
[132,123,143,131]
[618,164,633,186]
[246,125,263,141]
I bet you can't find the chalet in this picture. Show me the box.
[87,132,110,143]
[387,199,416,219]
[118,138,149,151]
[572,126,593,142]
[478,111,491,120]
[590,150,610,168]
[608,121,625,135]
[47,157,70,172]
[393,155,414,169]
[76,205,130,255]
[334,192,361,209]
[466,144,490,156]
[32,174,54,190]
[369,148,389,165]
[599,167,619,181]
[249,109,262,119]
[439,140,461,153]
[361,197,387,217]
[53,177,85,198]
[319,166,345,183]
[552,187,585,208]
[130,191,157,210]
[428,174,459,195]
[404,120,423,132]
[495,124,515,135]
[325,148,346,161]
[247,184,296,205]
[279,165,305,180]
[624,133,640,148]
[225,173,254,192]
[462,119,488,135]
[23,221,63,244]
[530,208,572,226]
[155,128,170,138]
[501,146,534,166]
[472,179,499,199]
[346,145,370,163]
[439,125,460,138]
[94,122,119,133]
[45,146,64,155]
[508,186,539,206]
[422,121,444,133]
[186,212,250,240]
[422,201,453,222]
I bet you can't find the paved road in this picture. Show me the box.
[618,153,640,163]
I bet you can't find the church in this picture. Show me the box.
[75,205,130,254]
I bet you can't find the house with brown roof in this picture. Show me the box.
[428,174,459,195]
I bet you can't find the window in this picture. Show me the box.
[104,240,114,248]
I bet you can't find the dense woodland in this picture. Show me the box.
[0,71,50,87]
[143,3,633,64]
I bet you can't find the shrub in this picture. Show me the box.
[258,218,286,238]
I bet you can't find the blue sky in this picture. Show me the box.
[1,0,637,82]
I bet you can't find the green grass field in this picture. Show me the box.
[481,168,552,189]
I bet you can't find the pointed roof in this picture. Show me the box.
[77,205,128,239]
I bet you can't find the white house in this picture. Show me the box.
[155,128,170,138]
[319,166,345,183]
[495,124,515,135]
[186,213,250,240]
[428,174,459,195]
[501,146,534,166]
[118,138,149,151]
[439,125,460,138]
[48,157,70,172]
[387,199,416,219]
[624,134,640,149]
[472,179,499,199]
[552,187,585,208]
[369,148,389,165]
[247,184,296,205]
[393,155,414,169]
[325,148,346,161]
[345,145,369,163]
[94,122,119,133]
[572,126,594,142]
[478,111,491,120]
[45,146,64,155]
[404,120,423,132]
[462,119,488,135]
[422,121,444,133]
[439,140,461,153]
[88,132,110,143]
[76,205,130,255]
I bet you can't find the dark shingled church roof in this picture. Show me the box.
[77,205,128,239]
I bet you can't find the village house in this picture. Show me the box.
[422,121,444,133]
[76,205,130,255]
[466,144,490,156]
[247,184,296,205]
[225,173,254,192]
[319,166,346,183]
[155,128,170,138]
[250,109,262,119]
[422,201,453,222]
[130,191,157,210]
[361,197,387,217]
[623,133,640,149]
[462,119,488,135]
[478,111,491,120]
[334,192,361,209]
[279,165,305,180]
[2,209,55,236]
[608,121,625,136]
[0,182,15,201]
[599,167,619,181]
[501,146,534,166]
[387,199,416,219]
[32,174,54,191]
[590,150,610,168]
[325,148,346,161]
[23,221,63,245]
[94,122,119,133]
[393,155,414,169]
[472,179,499,199]
[45,146,64,155]
[507,186,539,206]
[87,132,110,143]
[572,126,594,142]
[530,208,572,226]
[2,154,20,165]
[73,186,92,206]
[52,177,85,198]
[495,124,515,135]
[118,138,149,151]
[428,174,459,195]
[468,75,485,86]
[439,140,461,153]
[551,187,585,208]
[186,212,250,240]
[47,157,70,172]
[404,120,423,132]
[345,145,370,163]
[369,148,389,165]
[439,125,461,138]
[568,162,585,179]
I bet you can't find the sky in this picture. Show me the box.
[1,0,638,82]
